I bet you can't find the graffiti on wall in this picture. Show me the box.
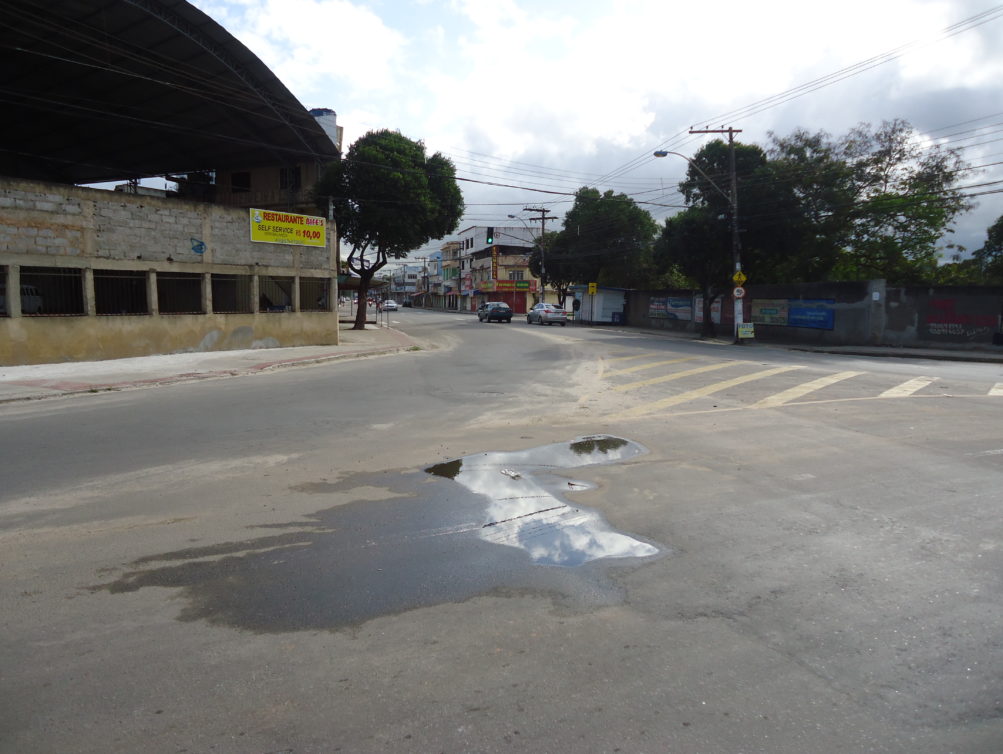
[922,298,999,342]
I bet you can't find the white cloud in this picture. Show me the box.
[194,0,1003,247]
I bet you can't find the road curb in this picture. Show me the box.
[0,328,418,405]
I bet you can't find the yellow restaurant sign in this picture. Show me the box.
[249,209,326,247]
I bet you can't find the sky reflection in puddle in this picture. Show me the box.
[94,435,661,632]
[427,435,658,566]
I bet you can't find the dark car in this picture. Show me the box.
[527,302,568,326]
[477,301,513,323]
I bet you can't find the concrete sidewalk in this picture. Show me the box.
[0,324,415,404]
[622,325,1003,364]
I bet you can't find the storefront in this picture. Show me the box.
[472,280,536,314]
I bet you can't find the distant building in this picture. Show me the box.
[456,225,540,314]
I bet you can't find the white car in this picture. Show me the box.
[382,299,399,311]
[527,303,567,326]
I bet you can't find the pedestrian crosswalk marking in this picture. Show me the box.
[606,357,697,377]
[615,366,803,419]
[612,361,737,392]
[880,376,936,397]
[990,383,1003,396]
[605,354,650,363]
[752,371,865,408]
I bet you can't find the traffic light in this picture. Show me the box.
[485,226,494,245]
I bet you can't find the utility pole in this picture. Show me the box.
[523,207,556,302]
[689,127,743,342]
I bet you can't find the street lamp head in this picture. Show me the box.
[653,150,668,158]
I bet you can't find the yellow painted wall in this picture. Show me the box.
[0,312,340,365]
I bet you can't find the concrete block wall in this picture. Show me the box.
[0,178,332,271]
[0,177,339,364]
[628,281,1003,349]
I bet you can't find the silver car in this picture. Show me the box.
[527,303,568,326]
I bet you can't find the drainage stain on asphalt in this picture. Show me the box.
[94,435,662,632]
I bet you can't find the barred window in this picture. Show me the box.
[231,172,251,193]
[259,275,293,312]
[95,270,149,315]
[299,277,330,311]
[211,274,252,314]
[20,266,84,315]
[279,166,301,190]
[157,272,203,314]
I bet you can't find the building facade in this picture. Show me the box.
[455,225,541,314]
[0,179,338,365]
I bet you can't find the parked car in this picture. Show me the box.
[382,299,399,311]
[477,301,513,323]
[527,302,568,326]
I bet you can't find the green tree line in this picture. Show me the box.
[528,119,1000,313]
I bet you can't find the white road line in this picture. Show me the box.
[990,383,1003,396]
[752,371,865,408]
[880,376,937,398]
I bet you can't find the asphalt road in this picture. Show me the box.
[3,309,1003,753]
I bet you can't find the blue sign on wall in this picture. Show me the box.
[788,300,835,330]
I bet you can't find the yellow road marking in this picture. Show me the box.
[751,371,864,408]
[604,354,650,363]
[612,361,737,392]
[606,357,697,377]
[615,366,803,419]
[990,383,1003,396]
[880,376,936,398]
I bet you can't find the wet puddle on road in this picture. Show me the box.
[94,435,662,632]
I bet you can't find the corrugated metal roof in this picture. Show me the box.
[0,0,338,184]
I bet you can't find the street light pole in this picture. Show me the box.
[685,126,743,342]
[654,135,744,342]
[508,213,547,303]
[519,208,555,303]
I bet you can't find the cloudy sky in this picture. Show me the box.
[194,0,1003,259]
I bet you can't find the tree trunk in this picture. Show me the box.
[352,270,375,330]
[701,288,717,338]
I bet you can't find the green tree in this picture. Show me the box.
[314,129,463,329]
[556,187,660,290]
[653,140,766,336]
[756,128,858,282]
[526,231,576,307]
[654,206,731,337]
[837,119,972,284]
[972,214,1003,283]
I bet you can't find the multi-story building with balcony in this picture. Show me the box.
[441,241,463,310]
[456,225,540,314]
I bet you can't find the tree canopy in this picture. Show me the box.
[653,120,973,304]
[554,187,660,289]
[313,129,463,328]
[972,214,1003,283]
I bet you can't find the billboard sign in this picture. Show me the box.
[788,300,835,330]
[751,299,789,325]
[249,209,326,247]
